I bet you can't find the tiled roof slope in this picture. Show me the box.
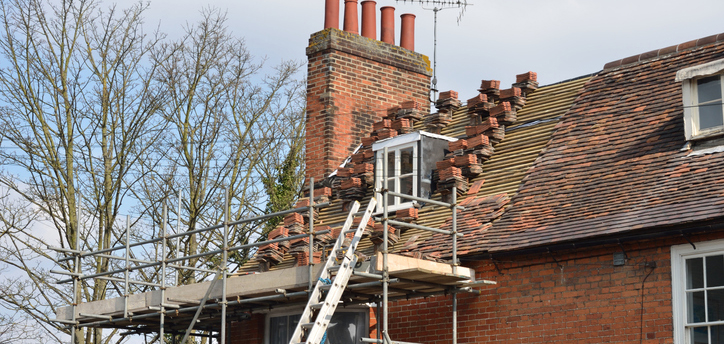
[487,39,724,253]
[411,77,590,258]
[236,76,588,271]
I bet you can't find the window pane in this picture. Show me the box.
[707,255,724,287]
[400,176,413,196]
[400,147,414,174]
[689,258,705,289]
[691,326,709,344]
[325,312,366,344]
[387,151,395,177]
[713,325,724,344]
[698,76,722,103]
[699,102,724,130]
[689,291,707,323]
[709,289,724,322]
[270,316,289,344]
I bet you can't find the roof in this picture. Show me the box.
[486,34,724,253]
[238,75,590,271]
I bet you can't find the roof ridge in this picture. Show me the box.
[603,32,724,71]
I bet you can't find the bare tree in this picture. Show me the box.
[134,8,305,284]
[0,1,306,343]
[0,0,164,343]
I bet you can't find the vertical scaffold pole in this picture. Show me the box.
[159,201,168,343]
[160,202,168,341]
[124,215,130,318]
[176,192,182,286]
[71,205,80,344]
[382,146,389,336]
[451,186,458,344]
[221,188,229,344]
[308,177,315,293]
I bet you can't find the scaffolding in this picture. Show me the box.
[51,151,493,344]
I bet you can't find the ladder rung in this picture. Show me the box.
[310,303,324,309]
[328,265,340,272]
[300,322,315,329]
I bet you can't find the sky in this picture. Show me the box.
[141,0,724,102]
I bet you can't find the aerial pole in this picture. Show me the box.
[395,0,471,102]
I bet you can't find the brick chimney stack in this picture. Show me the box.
[305,1,432,182]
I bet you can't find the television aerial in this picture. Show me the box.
[395,1,471,101]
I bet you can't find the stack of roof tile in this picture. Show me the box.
[370,223,399,245]
[294,250,321,266]
[426,90,461,133]
[256,242,284,265]
[395,208,419,224]
[396,100,424,121]
[512,71,539,96]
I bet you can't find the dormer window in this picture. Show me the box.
[372,131,456,212]
[677,59,724,140]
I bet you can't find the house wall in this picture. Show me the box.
[305,28,431,181]
[228,314,264,344]
[386,230,724,344]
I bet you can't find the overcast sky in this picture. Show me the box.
[142,0,724,102]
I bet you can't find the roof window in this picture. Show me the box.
[372,131,456,212]
[676,59,724,140]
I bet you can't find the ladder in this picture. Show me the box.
[289,197,377,344]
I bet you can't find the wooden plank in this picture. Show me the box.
[374,253,475,282]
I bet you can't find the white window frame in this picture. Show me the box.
[374,141,418,213]
[671,238,724,344]
[677,59,724,141]
[264,307,369,344]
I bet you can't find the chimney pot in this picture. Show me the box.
[324,0,340,30]
[380,6,395,45]
[361,1,377,39]
[400,13,416,51]
[343,0,359,35]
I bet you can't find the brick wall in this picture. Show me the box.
[228,313,264,344]
[305,28,432,181]
[386,231,724,344]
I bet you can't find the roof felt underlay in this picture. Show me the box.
[486,40,724,252]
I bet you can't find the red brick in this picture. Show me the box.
[294,199,310,208]
[313,187,332,197]
[391,118,411,130]
[354,163,374,174]
[436,158,456,170]
[361,136,378,146]
[340,177,362,189]
[465,117,499,136]
[439,90,458,100]
[516,71,537,83]
[449,139,468,151]
[499,87,521,99]
[268,226,289,239]
[454,154,478,167]
[480,79,501,90]
[467,94,488,107]
[439,166,462,180]
[337,167,353,178]
[395,207,419,219]
[400,100,423,110]
[373,119,392,131]
[490,102,512,116]
[283,213,304,226]
[467,134,489,148]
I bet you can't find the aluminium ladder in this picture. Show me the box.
[289,198,377,344]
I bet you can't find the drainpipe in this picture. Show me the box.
[380,6,395,44]
[343,0,359,34]
[325,0,340,29]
[361,1,377,39]
[400,13,416,51]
